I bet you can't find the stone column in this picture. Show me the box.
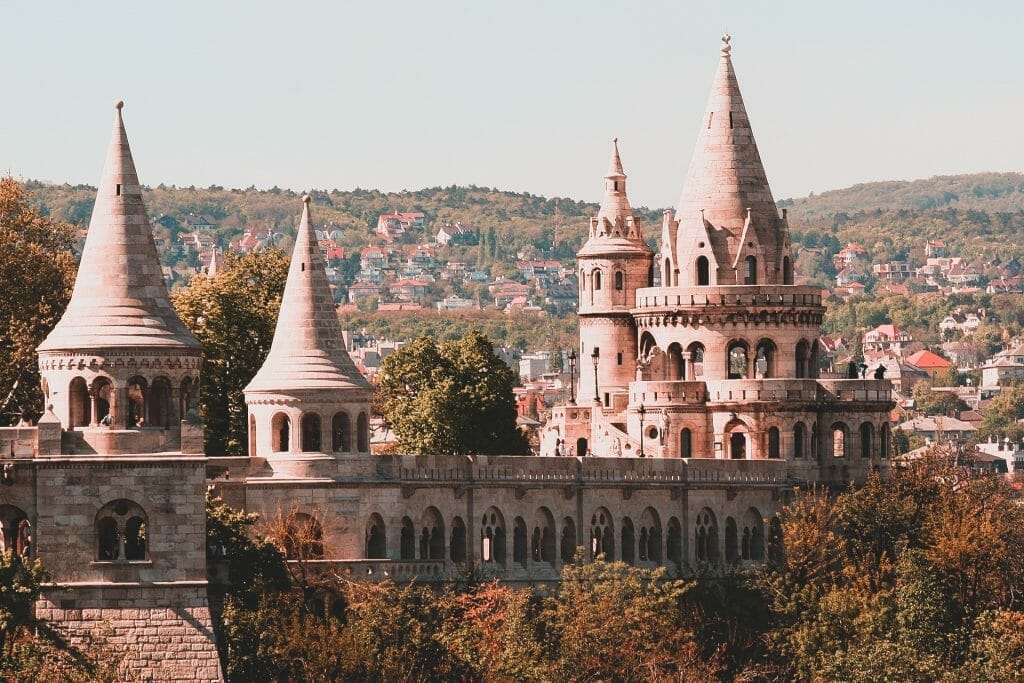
[89,389,99,427]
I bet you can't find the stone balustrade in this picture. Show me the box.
[634,285,823,310]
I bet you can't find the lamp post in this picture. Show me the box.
[568,349,577,405]
[591,348,600,404]
[638,404,647,458]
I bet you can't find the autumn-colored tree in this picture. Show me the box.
[0,178,77,424]
[172,249,289,454]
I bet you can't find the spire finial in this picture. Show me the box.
[721,33,731,56]
[302,194,311,205]
[115,99,124,111]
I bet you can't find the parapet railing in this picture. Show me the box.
[634,285,823,310]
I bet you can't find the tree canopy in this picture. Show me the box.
[171,249,289,454]
[376,332,530,455]
[0,178,77,424]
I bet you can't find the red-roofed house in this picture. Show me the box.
[906,350,954,381]
[864,324,912,357]
[376,211,425,239]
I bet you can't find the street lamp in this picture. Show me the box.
[591,348,600,404]
[568,349,577,405]
[638,404,647,457]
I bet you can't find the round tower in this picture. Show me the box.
[36,101,204,455]
[245,196,373,476]
[576,140,654,408]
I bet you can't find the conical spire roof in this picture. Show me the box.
[39,102,200,351]
[673,35,789,276]
[246,196,370,393]
[579,139,650,257]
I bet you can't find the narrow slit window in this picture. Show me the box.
[707,112,714,129]
[116,184,121,196]
[729,112,734,129]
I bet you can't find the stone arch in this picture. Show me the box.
[179,376,197,420]
[533,507,556,564]
[332,411,351,453]
[365,513,386,559]
[860,422,874,459]
[663,257,672,287]
[688,342,705,379]
[767,426,781,459]
[695,507,719,564]
[795,339,811,379]
[592,268,602,292]
[743,508,765,562]
[727,340,750,379]
[590,507,614,560]
[614,270,624,291]
[96,499,147,562]
[300,412,322,452]
[92,376,113,425]
[450,516,467,563]
[0,505,29,556]
[126,375,147,427]
[793,422,806,459]
[667,517,682,567]
[271,412,291,453]
[744,255,757,284]
[666,342,684,381]
[69,377,90,427]
[513,516,528,566]
[680,428,693,458]
[357,412,369,452]
[640,507,662,563]
[148,376,172,428]
[480,507,506,566]
[783,256,793,285]
[832,422,849,458]
[754,339,777,378]
[725,517,739,564]
[421,507,444,560]
[284,512,324,560]
[621,516,636,565]
[560,516,577,565]
[696,255,710,286]
[400,516,416,560]
[726,420,749,460]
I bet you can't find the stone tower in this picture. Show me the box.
[576,140,654,410]
[31,102,222,681]
[245,195,373,477]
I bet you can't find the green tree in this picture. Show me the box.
[172,249,289,454]
[376,332,530,454]
[0,178,77,424]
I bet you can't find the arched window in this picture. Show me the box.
[481,508,506,565]
[148,377,172,428]
[667,517,682,567]
[593,270,602,291]
[284,512,323,560]
[560,517,577,565]
[590,508,614,560]
[725,517,738,564]
[450,517,467,562]
[755,340,776,378]
[533,507,556,564]
[0,505,30,557]
[179,377,196,421]
[621,517,635,565]
[301,413,322,452]
[614,271,624,291]
[332,412,351,452]
[768,427,781,459]
[728,341,749,379]
[793,422,806,459]
[355,412,369,452]
[366,514,386,559]
[400,517,416,560]
[126,376,147,427]
[745,508,765,562]
[832,423,849,458]
[422,507,445,560]
[795,340,810,379]
[69,377,90,427]
[695,508,719,564]
[271,413,290,452]
[860,422,874,459]
[744,255,757,284]
[688,343,705,379]
[783,256,793,285]
[666,343,684,381]
[513,517,528,566]
[696,256,710,286]
[96,499,148,562]
[680,428,692,458]
[730,431,747,459]
[93,377,113,425]
[663,258,672,287]
[641,508,662,563]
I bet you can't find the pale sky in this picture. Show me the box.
[4,0,1022,208]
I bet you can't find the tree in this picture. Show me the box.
[172,249,289,454]
[376,332,530,455]
[911,381,966,417]
[0,178,77,424]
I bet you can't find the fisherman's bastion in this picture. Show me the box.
[0,36,892,680]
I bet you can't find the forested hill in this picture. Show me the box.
[781,172,1024,221]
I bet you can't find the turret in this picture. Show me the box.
[245,196,372,470]
[576,140,653,406]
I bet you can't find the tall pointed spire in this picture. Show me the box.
[207,247,220,277]
[673,35,791,284]
[246,196,369,392]
[39,101,199,351]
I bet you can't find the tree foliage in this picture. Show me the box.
[376,332,530,455]
[0,178,77,424]
[171,249,289,454]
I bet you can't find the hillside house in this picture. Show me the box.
[981,344,1024,388]
[348,280,382,304]
[388,278,431,301]
[376,211,425,240]
[863,324,912,357]
[925,239,947,258]
[872,261,912,282]
[905,349,954,381]
[832,243,867,270]
[435,222,479,246]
